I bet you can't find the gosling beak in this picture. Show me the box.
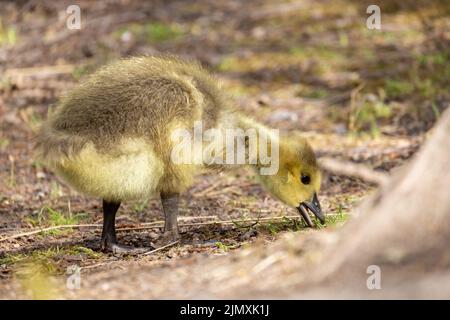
[297,193,325,227]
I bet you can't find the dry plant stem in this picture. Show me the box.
[143,240,180,255]
[0,224,101,242]
[348,82,365,132]
[319,157,388,185]
[193,180,224,197]
[0,214,344,242]
[3,65,75,80]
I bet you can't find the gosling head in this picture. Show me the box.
[258,135,324,227]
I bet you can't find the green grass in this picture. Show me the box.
[0,245,102,273]
[215,241,230,252]
[1,249,58,274]
[289,46,343,61]
[348,93,392,137]
[296,84,329,99]
[145,22,183,42]
[415,52,448,67]
[431,102,440,120]
[133,200,148,213]
[0,252,27,266]
[71,64,98,81]
[0,78,13,93]
[217,56,241,72]
[360,102,390,136]
[324,206,349,228]
[258,217,306,235]
[0,136,10,150]
[115,22,183,44]
[0,18,17,46]
[217,46,345,75]
[255,211,349,234]
[384,79,415,98]
[383,51,449,100]
[25,207,88,235]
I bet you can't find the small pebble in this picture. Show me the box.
[36,171,46,179]
[268,110,298,122]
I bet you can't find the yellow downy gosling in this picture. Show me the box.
[36,55,324,253]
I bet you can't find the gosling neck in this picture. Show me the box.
[231,113,280,175]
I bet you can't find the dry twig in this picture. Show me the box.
[143,240,180,255]
[0,215,299,242]
[319,157,388,185]
[0,213,348,243]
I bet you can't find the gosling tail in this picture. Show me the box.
[34,125,87,166]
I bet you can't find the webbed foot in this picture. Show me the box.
[101,240,150,255]
[153,229,180,248]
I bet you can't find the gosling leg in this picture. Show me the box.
[101,199,148,254]
[156,192,180,246]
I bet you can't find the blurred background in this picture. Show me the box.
[1,0,449,135]
[0,0,449,298]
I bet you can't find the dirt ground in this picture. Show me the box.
[0,0,448,299]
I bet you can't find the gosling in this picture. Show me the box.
[36,55,324,253]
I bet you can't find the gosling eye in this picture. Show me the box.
[301,175,311,185]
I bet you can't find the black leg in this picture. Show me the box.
[101,200,120,250]
[101,199,149,254]
[157,192,181,246]
[161,192,179,232]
